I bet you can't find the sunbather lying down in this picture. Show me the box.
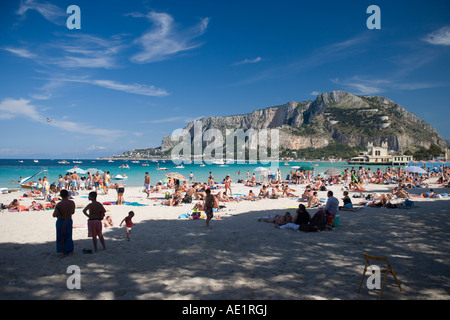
[258,212,292,226]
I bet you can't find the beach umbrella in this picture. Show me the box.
[85,168,104,174]
[67,167,86,174]
[164,172,186,181]
[404,166,426,174]
[324,168,342,176]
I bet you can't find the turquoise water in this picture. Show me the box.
[0,158,403,189]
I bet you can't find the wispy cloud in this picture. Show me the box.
[0,98,42,121]
[423,26,450,46]
[332,76,449,95]
[0,97,123,139]
[229,34,371,86]
[232,57,263,66]
[16,0,66,25]
[52,77,169,97]
[130,11,209,63]
[2,47,37,59]
[141,116,196,124]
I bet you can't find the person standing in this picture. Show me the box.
[115,183,125,205]
[82,192,106,251]
[52,189,76,256]
[103,171,111,194]
[144,172,151,198]
[204,189,216,229]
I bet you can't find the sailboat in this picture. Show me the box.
[19,169,48,189]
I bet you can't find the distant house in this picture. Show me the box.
[349,142,413,165]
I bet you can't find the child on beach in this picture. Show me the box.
[120,211,134,240]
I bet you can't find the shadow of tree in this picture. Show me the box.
[1,198,449,300]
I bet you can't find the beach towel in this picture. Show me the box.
[56,218,74,255]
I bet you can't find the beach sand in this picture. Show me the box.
[0,179,449,300]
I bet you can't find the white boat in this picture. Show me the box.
[131,160,140,163]
[175,165,184,169]
[113,174,128,180]
[34,159,39,163]
[58,160,70,164]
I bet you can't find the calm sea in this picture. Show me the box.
[0,158,401,190]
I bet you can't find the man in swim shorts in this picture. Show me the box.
[83,191,106,251]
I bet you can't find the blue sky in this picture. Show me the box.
[0,0,449,158]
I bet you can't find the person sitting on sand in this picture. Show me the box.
[307,191,321,208]
[103,215,114,228]
[338,191,360,211]
[259,185,270,198]
[396,186,410,198]
[278,204,311,230]
[300,187,313,202]
[282,184,298,198]
[244,190,259,200]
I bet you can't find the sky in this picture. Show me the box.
[0,0,449,159]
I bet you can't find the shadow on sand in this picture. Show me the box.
[1,198,450,300]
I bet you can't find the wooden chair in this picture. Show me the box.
[358,252,403,299]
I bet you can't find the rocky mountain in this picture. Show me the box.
[160,91,446,153]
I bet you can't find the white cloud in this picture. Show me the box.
[56,78,169,97]
[232,57,263,66]
[2,47,37,59]
[130,12,209,63]
[16,0,66,25]
[0,98,42,121]
[423,26,450,46]
[142,116,195,124]
[331,76,449,95]
[0,97,123,139]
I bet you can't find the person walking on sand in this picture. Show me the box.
[144,172,151,198]
[120,211,134,240]
[83,192,107,251]
[204,189,216,229]
[52,189,75,256]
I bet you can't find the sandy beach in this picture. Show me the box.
[0,178,449,300]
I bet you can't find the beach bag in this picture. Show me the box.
[403,199,414,207]
[182,195,192,204]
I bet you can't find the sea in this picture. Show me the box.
[0,158,401,190]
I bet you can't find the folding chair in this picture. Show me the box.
[358,252,403,299]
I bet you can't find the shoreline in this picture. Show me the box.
[1,177,449,300]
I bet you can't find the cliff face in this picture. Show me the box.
[161,91,446,152]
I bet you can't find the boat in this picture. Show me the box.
[108,159,114,163]
[131,160,140,163]
[73,160,83,164]
[34,159,39,163]
[58,160,70,164]
[113,174,128,180]
[18,160,23,163]
[175,165,184,169]
[19,169,47,189]
[156,163,168,171]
